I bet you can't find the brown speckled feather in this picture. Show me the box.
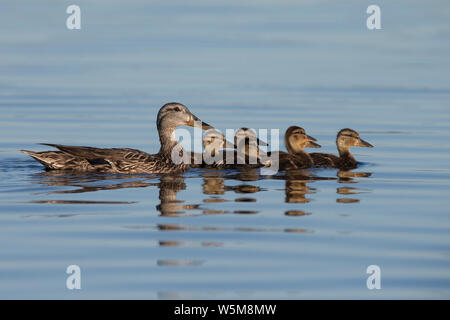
[20,150,98,171]
[36,144,188,174]
[310,153,340,167]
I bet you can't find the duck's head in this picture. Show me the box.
[234,128,268,157]
[157,102,213,131]
[203,129,235,153]
[285,126,321,153]
[336,128,374,152]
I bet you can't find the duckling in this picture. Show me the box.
[276,126,321,170]
[195,128,268,169]
[232,128,268,168]
[260,126,319,172]
[21,103,214,174]
[310,128,373,169]
[190,129,235,168]
[216,127,271,170]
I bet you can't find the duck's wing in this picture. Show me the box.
[38,144,163,173]
[21,149,95,171]
[24,144,186,174]
[41,144,148,162]
[310,152,339,167]
[278,152,303,170]
[189,152,204,168]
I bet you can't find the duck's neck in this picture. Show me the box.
[293,149,313,167]
[204,143,219,158]
[158,126,182,159]
[285,135,295,155]
[337,146,357,167]
[285,138,313,166]
[244,143,260,164]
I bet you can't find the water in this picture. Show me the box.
[1,0,450,299]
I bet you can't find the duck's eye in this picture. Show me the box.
[173,107,181,112]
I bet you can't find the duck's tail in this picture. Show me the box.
[21,150,52,168]
[21,149,63,170]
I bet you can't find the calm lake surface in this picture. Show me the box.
[1,0,450,299]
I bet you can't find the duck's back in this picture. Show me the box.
[29,144,187,174]
[310,152,358,169]
[20,150,96,171]
[275,151,312,170]
[310,152,339,167]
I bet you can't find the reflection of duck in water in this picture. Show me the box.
[156,175,200,216]
[265,126,320,170]
[337,170,372,183]
[201,172,231,195]
[22,103,213,174]
[335,169,372,203]
[283,170,314,204]
[32,170,200,216]
[32,171,158,194]
[311,128,373,170]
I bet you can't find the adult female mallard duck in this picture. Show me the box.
[276,126,321,170]
[21,103,214,174]
[310,128,373,169]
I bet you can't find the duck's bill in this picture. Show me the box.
[256,138,268,147]
[238,137,268,147]
[200,121,214,130]
[306,141,321,148]
[187,115,214,130]
[357,138,374,148]
[306,134,317,142]
[223,139,236,149]
[205,130,235,149]
[216,133,236,149]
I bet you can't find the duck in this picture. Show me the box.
[190,128,268,169]
[217,127,269,169]
[310,128,373,169]
[21,102,214,174]
[232,128,268,168]
[190,129,235,168]
[263,126,320,171]
[282,126,321,169]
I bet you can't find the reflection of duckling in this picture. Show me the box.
[285,211,310,217]
[283,169,315,204]
[310,128,373,169]
[202,173,228,195]
[337,170,372,183]
[285,179,310,203]
[337,187,362,195]
[233,184,261,193]
[268,126,320,170]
